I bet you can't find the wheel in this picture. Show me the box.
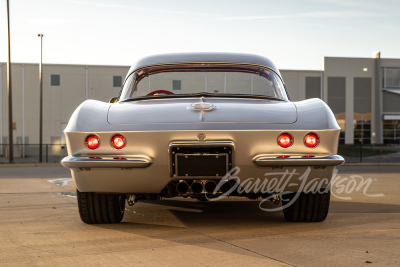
[282,190,330,222]
[77,190,125,224]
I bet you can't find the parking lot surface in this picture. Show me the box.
[0,166,399,266]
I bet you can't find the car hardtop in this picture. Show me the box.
[126,52,282,79]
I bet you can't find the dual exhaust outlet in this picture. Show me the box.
[176,180,233,195]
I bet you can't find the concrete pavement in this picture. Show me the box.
[0,166,399,266]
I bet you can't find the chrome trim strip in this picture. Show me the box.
[61,156,152,168]
[253,154,345,166]
[169,141,234,147]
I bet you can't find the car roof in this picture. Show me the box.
[128,52,281,77]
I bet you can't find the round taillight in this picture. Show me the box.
[111,134,126,149]
[277,133,293,148]
[304,133,319,148]
[85,135,100,150]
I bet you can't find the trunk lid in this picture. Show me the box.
[108,97,297,125]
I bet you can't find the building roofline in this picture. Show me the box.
[280,69,323,72]
[324,55,400,61]
[0,62,130,68]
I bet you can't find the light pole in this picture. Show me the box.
[6,0,14,163]
[38,33,43,162]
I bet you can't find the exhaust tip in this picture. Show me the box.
[219,180,232,193]
[191,181,203,194]
[176,181,189,195]
[205,180,217,194]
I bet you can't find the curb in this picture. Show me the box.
[0,163,62,168]
[342,163,400,166]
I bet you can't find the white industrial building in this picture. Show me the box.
[1,52,400,158]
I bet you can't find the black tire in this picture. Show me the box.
[77,190,125,224]
[282,190,330,222]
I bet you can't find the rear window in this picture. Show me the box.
[120,66,287,101]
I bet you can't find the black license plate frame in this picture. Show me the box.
[175,153,229,178]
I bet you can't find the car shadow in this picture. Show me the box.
[87,198,399,262]
[142,197,400,213]
[94,198,399,232]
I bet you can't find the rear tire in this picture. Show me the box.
[282,190,330,222]
[77,190,125,224]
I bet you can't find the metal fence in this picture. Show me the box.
[338,143,400,163]
[0,144,68,163]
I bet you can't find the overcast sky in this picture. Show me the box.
[0,0,399,70]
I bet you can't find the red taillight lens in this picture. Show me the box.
[111,134,126,149]
[304,133,319,148]
[277,133,293,148]
[85,135,100,150]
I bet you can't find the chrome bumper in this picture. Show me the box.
[253,154,344,167]
[61,156,152,168]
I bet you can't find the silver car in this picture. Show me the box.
[61,53,344,224]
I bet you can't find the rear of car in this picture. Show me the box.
[61,53,344,224]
